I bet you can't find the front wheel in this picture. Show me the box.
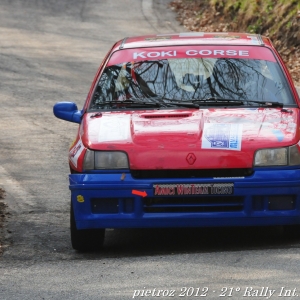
[70,202,105,251]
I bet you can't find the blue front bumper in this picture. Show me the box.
[69,169,300,230]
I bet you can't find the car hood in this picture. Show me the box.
[82,108,299,169]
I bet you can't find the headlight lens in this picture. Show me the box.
[254,148,287,166]
[95,151,129,169]
[83,149,95,170]
[83,150,129,170]
[254,145,300,167]
[289,145,300,165]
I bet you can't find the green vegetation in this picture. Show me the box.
[209,0,299,49]
[171,0,300,82]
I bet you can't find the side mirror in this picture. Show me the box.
[53,102,83,124]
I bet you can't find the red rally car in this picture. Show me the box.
[53,32,300,251]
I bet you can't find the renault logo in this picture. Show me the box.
[186,153,196,165]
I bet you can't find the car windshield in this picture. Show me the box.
[90,57,294,109]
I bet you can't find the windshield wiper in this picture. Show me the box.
[136,97,201,109]
[144,97,199,108]
[90,99,167,109]
[190,97,284,108]
[91,97,283,110]
[164,101,200,108]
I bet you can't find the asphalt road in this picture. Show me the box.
[1,1,300,299]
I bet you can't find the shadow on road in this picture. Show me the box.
[76,226,300,258]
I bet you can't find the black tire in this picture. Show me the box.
[70,202,105,251]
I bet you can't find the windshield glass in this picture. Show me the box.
[90,54,294,109]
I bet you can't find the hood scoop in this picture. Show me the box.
[140,113,192,119]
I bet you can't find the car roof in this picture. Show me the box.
[113,32,272,51]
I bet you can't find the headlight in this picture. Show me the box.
[254,145,300,167]
[83,150,129,170]
[289,145,300,165]
[254,148,287,166]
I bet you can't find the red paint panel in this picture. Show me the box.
[80,108,300,170]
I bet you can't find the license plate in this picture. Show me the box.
[153,183,234,196]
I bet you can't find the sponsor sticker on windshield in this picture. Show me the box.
[202,123,243,151]
[108,46,276,66]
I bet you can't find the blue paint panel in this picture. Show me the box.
[70,169,300,230]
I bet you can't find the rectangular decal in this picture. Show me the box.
[69,138,84,168]
[98,115,130,142]
[202,123,243,151]
[179,32,205,37]
[247,35,260,45]
[153,183,234,196]
[108,46,276,66]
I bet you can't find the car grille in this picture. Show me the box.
[131,169,253,179]
[143,196,244,213]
